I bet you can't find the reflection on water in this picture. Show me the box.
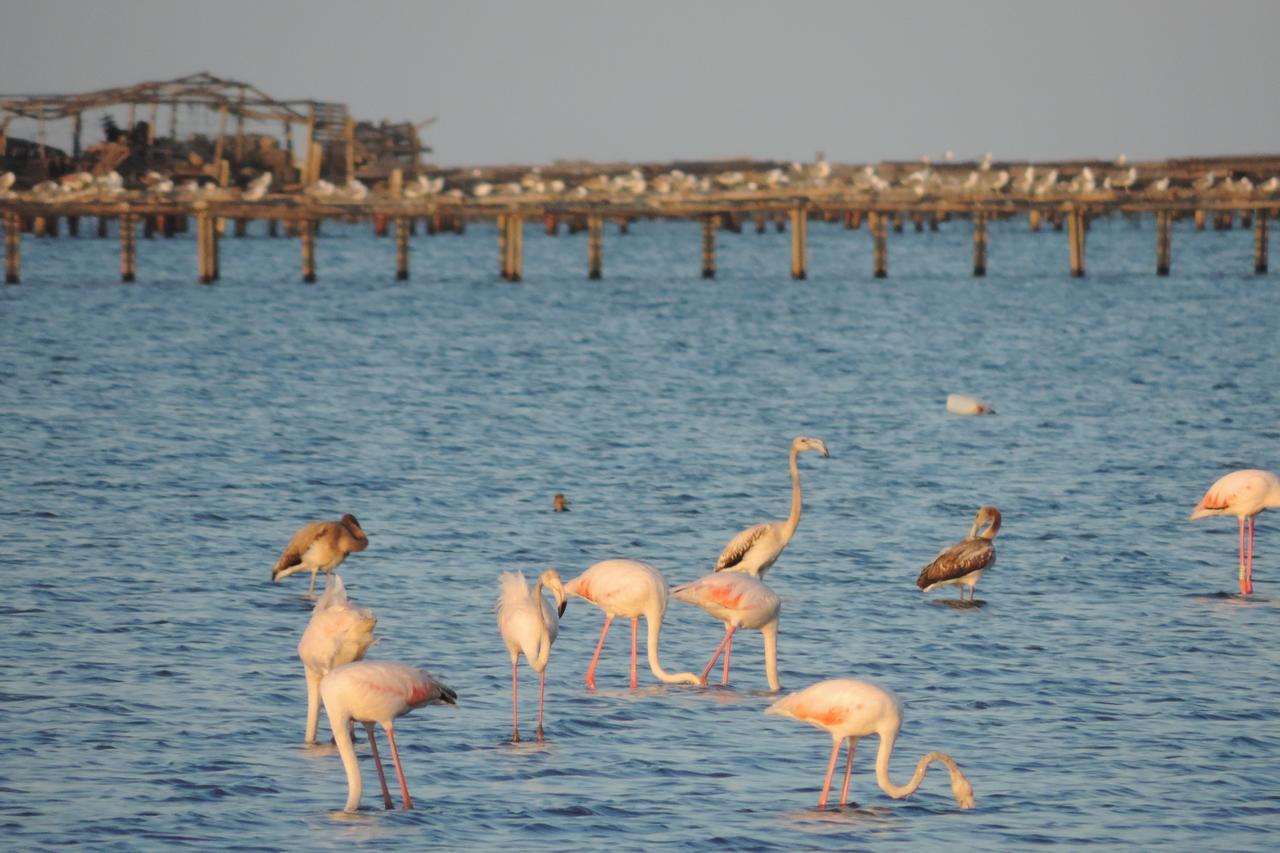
[1,217,1278,849]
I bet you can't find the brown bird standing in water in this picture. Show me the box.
[916,507,1001,601]
[553,494,571,512]
[272,514,369,595]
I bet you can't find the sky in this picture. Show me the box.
[1,0,1278,166]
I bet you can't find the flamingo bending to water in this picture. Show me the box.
[272,514,369,595]
[321,660,456,812]
[916,506,1002,601]
[766,678,975,810]
[297,575,378,744]
[564,559,702,689]
[715,436,829,577]
[497,569,567,741]
[1190,469,1280,595]
[672,572,781,691]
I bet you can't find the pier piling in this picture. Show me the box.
[120,214,136,282]
[97,216,108,238]
[1156,210,1172,275]
[396,217,410,280]
[507,215,523,281]
[972,211,988,277]
[702,215,717,279]
[1028,209,1042,232]
[1067,208,1086,277]
[869,212,888,278]
[1255,211,1269,274]
[790,205,808,279]
[4,213,19,284]
[587,214,603,279]
[301,220,317,283]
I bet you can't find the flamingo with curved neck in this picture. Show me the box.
[767,677,975,810]
[564,559,703,689]
[714,436,829,577]
[1190,469,1280,595]
[672,572,781,691]
[497,569,567,741]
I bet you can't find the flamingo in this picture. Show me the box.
[714,436,830,577]
[497,570,567,741]
[321,660,456,812]
[297,574,378,744]
[916,506,1002,601]
[1189,469,1280,595]
[272,514,369,595]
[766,678,976,810]
[946,393,995,415]
[564,559,702,689]
[672,572,781,691]
[553,493,571,512]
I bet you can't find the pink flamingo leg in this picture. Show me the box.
[511,659,521,743]
[839,739,857,806]
[1239,517,1247,594]
[585,614,613,690]
[1247,516,1256,594]
[536,669,546,741]
[629,617,640,689]
[817,738,841,808]
[699,627,735,685]
[384,726,414,810]
[721,629,734,686]
[364,722,394,810]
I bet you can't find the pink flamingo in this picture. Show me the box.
[272,514,369,596]
[1190,469,1280,595]
[766,678,976,810]
[497,569,567,742]
[563,559,703,689]
[320,660,456,812]
[671,572,781,691]
[297,575,378,744]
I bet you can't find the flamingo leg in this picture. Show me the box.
[721,628,734,686]
[585,614,613,690]
[1239,516,1247,594]
[839,738,857,806]
[699,627,735,685]
[629,618,639,689]
[817,738,841,809]
[511,658,521,743]
[1247,516,1256,594]
[536,668,546,741]
[364,722,394,810]
[308,568,318,597]
[384,726,414,810]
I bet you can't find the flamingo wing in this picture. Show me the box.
[273,521,333,575]
[916,539,995,589]
[715,523,771,572]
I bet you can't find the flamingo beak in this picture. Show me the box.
[558,599,567,618]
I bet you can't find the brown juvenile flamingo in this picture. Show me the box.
[272,514,369,596]
[916,506,1002,601]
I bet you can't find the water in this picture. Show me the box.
[2,216,1278,850]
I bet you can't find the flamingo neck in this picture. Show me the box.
[760,621,781,692]
[979,515,1002,540]
[645,613,702,685]
[530,580,552,671]
[329,709,363,812]
[873,730,974,808]
[782,446,803,541]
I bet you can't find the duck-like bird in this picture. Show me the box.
[272,514,369,595]
[916,507,1001,600]
[714,436,830,577]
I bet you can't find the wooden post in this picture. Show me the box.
[234,88,246,161]
[508,214,523,282]
[120,214,136,282]
[396,217,410,280]
[790,204,807,280]
[1255,210,1269,274]
[213,103,228,166]
[268,219,279,238]
[929,212,940,232]
[32,217,47,238]
[587,214,603,279]
[701,215,717,279]
[497,214,509,279]
[72,111,82,158]
[912,211,925,232]
[97,216,109,238]
[545,214,559,236]
[66,216,79,237]
[374,214,389,237]
[234,218,248,238]
[892,211,904,233]
[1067,208,1086,277]
[388,168,403,200]
[972,211,988,277]
[4,213,19,284]
[755,211,766,234]
[1028,209,1042,232]
[147,102,157,145]
[1194,209,1206,231]
[197,213,210,283]
[301,220,317,282]
[143,215,156,239]
[1156,210,1172,276]
[1241,209,1254,229]
[870,212,888,278]
[344,117,356,184]
[163,215,177,238]
[775,213,786,233]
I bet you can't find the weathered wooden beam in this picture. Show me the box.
[507,214,523,282]
[702,214,717,279]
[870,211,888,278]
[972,211,988,277]
[1255,210,1269,274]
[345,116,356,184]
[301,219,317,282]
[1067,208,1086,277]
[790,205,807,280]
[1156,210,1172,276]
[4,213,19,284]
[395,217,410,280]
[587,214,603,279]
[120,214,136,282]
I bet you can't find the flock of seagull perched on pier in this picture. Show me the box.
[269,393,1279,816]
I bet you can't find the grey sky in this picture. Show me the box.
[2,0,1277,166]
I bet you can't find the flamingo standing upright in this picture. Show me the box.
[297,574,378,744]
[916,506,1002,601]
[564,559,703,689]
[1190,469,1280,595]
[766,678,976,810]
[672,572,781,691]
[714,436,830,577]
[320,660,456,812]
[272,514,369,595]
[497,570,567,741]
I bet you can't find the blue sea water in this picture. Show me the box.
[1,215,1278,850]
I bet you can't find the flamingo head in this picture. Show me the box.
[793,436,830,458]
[540,568,567,617]
[975,506,1002,539]
[340,514,369,550]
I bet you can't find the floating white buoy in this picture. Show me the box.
[946,394,995,415]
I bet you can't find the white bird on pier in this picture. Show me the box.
[59,171,94,191]
[472,182,493,198]
[980,152,994,172]
[1259,177,1279,194]
[1150,177,1171,193]
[1194,171,1216,192]
[1033,169,1059,196]
[497,569,567,741]
[0,171,15,193]
[243,172,272,201]
[148,179,174,196]
[307,179,336,198]
[298,574,378,744]
[1070,167,1096,193]
[1013,166,1036,194]
[1104,167,1137,191]
[344,179,368,201]
[714,436,830,578]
